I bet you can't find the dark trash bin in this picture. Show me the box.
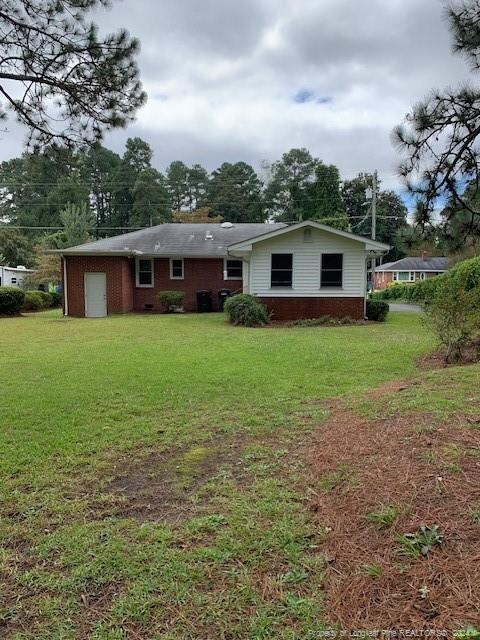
[218,289,232,311]
[196,290,213,312]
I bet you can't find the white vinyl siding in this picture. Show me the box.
[248,227,366,297]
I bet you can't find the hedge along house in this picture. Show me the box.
[56,220,389,320]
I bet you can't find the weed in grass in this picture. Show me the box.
[281,568,309,585]
[359,563,382,577]
[471,509,480,525]
[454,626,480,639]
[411,424,436,435]
[176,446,213,485]
[367,505,399,529]
[319,465,354,492]
[396,525,443,558]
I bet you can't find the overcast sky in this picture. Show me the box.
[0,0,474,198]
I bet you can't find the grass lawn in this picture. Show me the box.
[0,310,434,639]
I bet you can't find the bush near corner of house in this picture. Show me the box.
[0,286,25,315]
[49,291,62,307]
[223,293,270,327]
[23,291,44,311]
[366,299,389,322]
[158,290,186,313]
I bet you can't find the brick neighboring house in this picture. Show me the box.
[373,255,449,290]
[55,220,389,320]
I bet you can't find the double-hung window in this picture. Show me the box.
[224,259,243,280]
[170,258,184,280]
[136,258,153,287]
[271,254,293,287]
[321,254,343,288]
[394,271,414,282]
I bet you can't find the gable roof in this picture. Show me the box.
[56,223,286,258]
[376,257,449,272]
[227,220,390,252]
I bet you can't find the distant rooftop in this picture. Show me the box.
[376,257,449,272]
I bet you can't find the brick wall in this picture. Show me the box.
[373,271,393,290]
[257,297,365,321]
[64,255,244,316]
[134,258,242,312]
[64,255,134,316]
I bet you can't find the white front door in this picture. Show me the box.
[84,272,107,317]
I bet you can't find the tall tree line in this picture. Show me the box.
[0,141,409,265]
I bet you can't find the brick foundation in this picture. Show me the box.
[257,297,365,321]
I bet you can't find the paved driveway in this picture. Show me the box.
[389,302,423,313]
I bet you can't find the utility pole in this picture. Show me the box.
[370,170,377,291]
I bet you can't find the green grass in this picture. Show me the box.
[0,310,432,639]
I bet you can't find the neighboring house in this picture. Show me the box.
[0,265,34,288]
[54,220,389,320]
[373,255,449,290]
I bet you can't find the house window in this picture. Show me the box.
[271,253,293,287]
[321,254,343,287]
[394,271,414,282]
[170,258,184,280]
[224,259,243,280]
[136,258,153,287]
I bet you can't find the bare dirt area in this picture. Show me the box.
[308,383,480,632]
[98,438,251,524]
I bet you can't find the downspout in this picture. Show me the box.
[63,256,69,316]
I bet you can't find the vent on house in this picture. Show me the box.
[221,222,234,229]
[205,231,214,240]
[303,228,313,242]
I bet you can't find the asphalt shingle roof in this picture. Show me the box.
[61,223,287,258]
[376,257,449,272]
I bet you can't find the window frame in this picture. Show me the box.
[271,253,293,288]
[135,257,154,288]
[394,271,414,282]
[169,257,184,280]
[320,253,343,288]
[224,258,243,281]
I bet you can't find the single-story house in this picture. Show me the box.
[372,255,449,290]
[0,265,34,288]
[54,220,389,320]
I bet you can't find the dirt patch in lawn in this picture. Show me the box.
[100,439,249,524]
[308,391,480,631]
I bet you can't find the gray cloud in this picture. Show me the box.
[1,0,475,198]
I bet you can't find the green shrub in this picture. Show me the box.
[448,255,480,291]
[49,291,62,307]
[37,290,53,307]
[366,299,389,321]
[157,290,185,312]
[23,290,48,311]
[423,278,480,362]
[223,294,270,327]
[0,286,25,315]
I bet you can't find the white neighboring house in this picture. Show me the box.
[0,265,34,288]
